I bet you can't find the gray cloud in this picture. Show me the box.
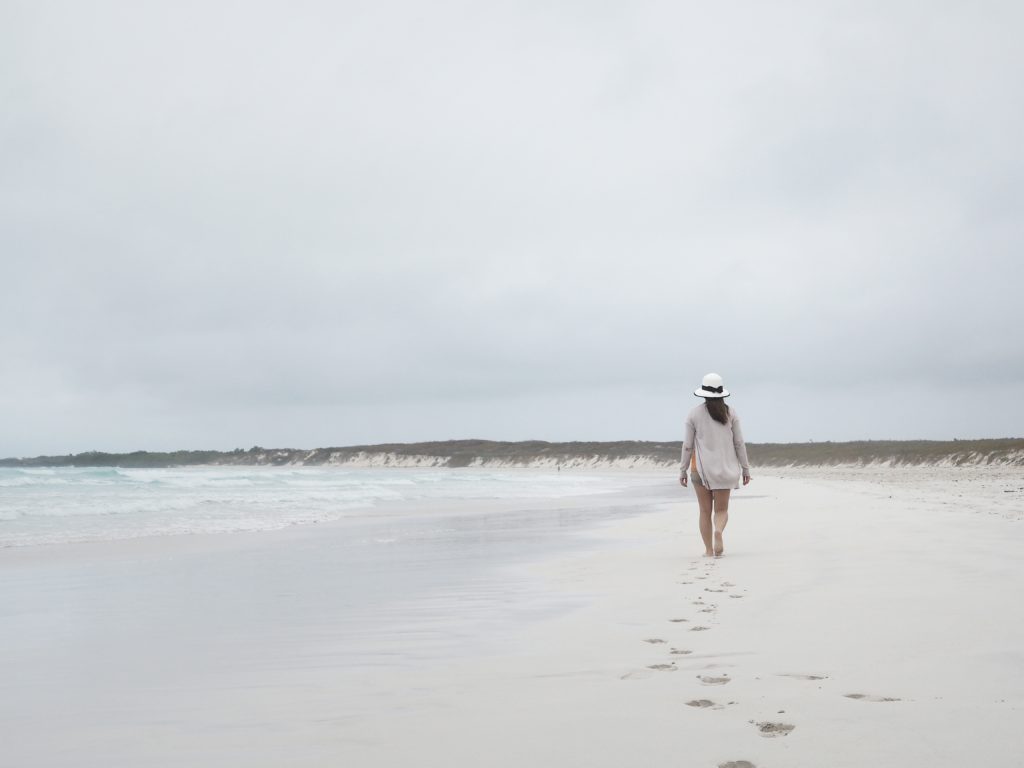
[2,0,1022,455]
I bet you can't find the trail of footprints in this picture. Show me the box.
[627,558,903,767]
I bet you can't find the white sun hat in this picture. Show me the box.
[694,372,730,398]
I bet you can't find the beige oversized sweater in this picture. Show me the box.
[679,404,751,490]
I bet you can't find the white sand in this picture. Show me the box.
[337,466,1024,767]
[4,467,1022,767]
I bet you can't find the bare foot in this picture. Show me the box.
[713,531,724,557]
[703,550,715,558]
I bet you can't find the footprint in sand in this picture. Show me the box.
[780,673,829,681]
[642,638,667,644]
[705,587,727,593]
[686,699,717,708]
[620,670,651,680]
[844,693,902,702]
[699,607,716,613]
[718,762,756,768]
[753,721,795,737]
[728,594,745,599]
[722,581,735,587]
[669,618,689,623]
[699,675,730,685]
[670,648,692,655]
[690,626,710,632]
[648,663,677,671]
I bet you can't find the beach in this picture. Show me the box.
[2,466,1022,767]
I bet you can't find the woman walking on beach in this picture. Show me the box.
[680,373,751,557]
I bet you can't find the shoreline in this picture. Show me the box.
[0,474,686,768]
[0,466,672,553]
[3,467,1022,766]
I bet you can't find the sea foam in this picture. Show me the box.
[0,466,634,547]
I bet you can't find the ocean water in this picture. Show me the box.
[0,466,638,548]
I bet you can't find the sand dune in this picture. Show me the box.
[4,437,1022,470]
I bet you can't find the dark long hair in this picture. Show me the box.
[705,398,730,425]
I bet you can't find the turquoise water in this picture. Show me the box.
[0,466,640,547]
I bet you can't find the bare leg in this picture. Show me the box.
[694,482,714,556]
[712,489,731,556]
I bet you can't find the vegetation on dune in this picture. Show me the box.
[1,438,1022,468]
[746,438,1024,467]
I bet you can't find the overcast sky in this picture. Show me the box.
[2,1,1022,457]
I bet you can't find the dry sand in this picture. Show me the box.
[336,466,1024,767]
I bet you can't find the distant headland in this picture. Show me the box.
[2,438,1022,469]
